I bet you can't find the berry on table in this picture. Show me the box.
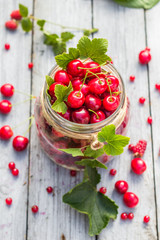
[67,91,85,109]
[10,10,22,20]
[28,62,34,69]
[0,125,13,140]
[128,213,134,220]
[99,187,107,194]
[147,116,152,125]
[31,205,39,213]
[123,192,139,208]
[132,140,147,157]
[139,48,151,64]
[46,186,53,193]
[110,169,117,176]
[5,197,12,205]
[128,144,134,152]
[72,107,90,124]
[67,59,85,77]
[155,84,160,91]
[12,136,29,151]
[131,158,147,175]
[130,75,135,82]
[0,100,12,114]
[115,180,128,194]
[121,212,127,220]
[5,20,18,31]
[144,215,150,223]
[139,97,146,104]
[1,83,14,97]
[4,43,10,50]
[8,162,16,170]
[70,170,77,177]
[12,168,19,176]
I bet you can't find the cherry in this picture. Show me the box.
[54,70,70,86]
[12,168,19,176]
[139,97,146,104]
[121,212,127,220]
[10,10,22,20]
[31,205,39,213]
[73,81,90,96]
[106,75,119,92]
[131,158,147,175]
[90,110,105,123]
[48,82,65,98]
[130,75,135,82]
[5,197,12,205]
[123,192,139,208]
[4,43,10,50]
[115,180,128,194]
[46,186,53,193]
[128,144,134,152]
[88,77,107,94]
[99,187,107,194]
[13,136,29,151]
[70,170,77,177]
[128,213,134,220]
[72,107,90,124]
[110,169,117,176]
[144,215,150,223]
[59,108,71,121]
[85,94,101,111]
[84,61,101,78]
[147,116,152,125]
[103,95,119,111]
[0,100,12,114]
[0,125,13,140]
[28,62,34,69]
[1,83,14,97]
[67,59,85,77]
[139,48,151,64]
[8,162,16,170]
[67,91,85,108]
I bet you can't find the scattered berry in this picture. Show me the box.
[139,97,146,104]
[128,144,134,152]
[4,43,10,50]
[139,48,151,64]
[123,192,139,208]
[1,83,14,97]
[147,116,152,125]
[121,212,127,220]
[0,125,13,140]
[144,215,150,223]
[131,158,147,175]
[12,136,29,151]
[5,20,18,31]
[132,140,147,157]
[10,10,22,20]
[46,186,53,193]
[5,197,12,205]
[28,62,34,69]
[8,162,16,170]
[128,212,134,220]
[130,75,135,82]
[110,169,117,176]
[155,84,160,91]
[99,187,107,194]
[115,180,128,194]
[31,205,39,213]
[12,168,19,176]
[0,100,12,114]
[70,170,77,177]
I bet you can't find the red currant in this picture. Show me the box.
[5,20,18,31]
[8,162,16,170]
[28,62,34,69]
[110,169,117,176]
[139,48,151,64]
[123,192,139,208]
[155,84,160,90]
[106,75,119,92]
[84,61,101,78]
[1,83,14,97]
[67,59,85,77]
[85,94,101,111]
[131,158,147,175]
[46,186,53,193]
[5,197,12,205]
[72,107,90,124]
[49,82,65,98]
[147,116,152,125]
[115,180,128,194]
[99,187,107,194]
[88,77,107,94]
[130,75,135,82]
[67,91,85,108]
[128,213,134,220]
[4,43,10,50]
[144,215,150,223]
[121,212,127,220]
[54,70,70,86]
[103,95,119,111]
[139,97,146,104]
[12,136,29,151]
[0,125,13,140]
[90,110,105,123]
[12,168,19,176]
[0,100,12,114]
[70,170,77,177]
[10,10,22,20]
[31,205,39,213]
[128,144,134,152]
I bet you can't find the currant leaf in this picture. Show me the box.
[46,75,54,87]
[61,32,75,42]
[59,148,84,157]
[19,4,28,17]
[84,146,105,159]
[21,18,32,32]
[55,48,80,69]
[76,158,107,169]
[113,0,159,9]
[37,19,46,30]
[51,101,67,114]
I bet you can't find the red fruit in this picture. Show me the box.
[132,140,147,157]
[48,82,65,98]
[88,77,107,94]
[110,169,117,176]
[0,125,13,140]
[70,170,77,177]
[12,168,19,176]
[131,158,147,175]
[67,91,85,108]
[10,10,22,20]
[84,61,101,78]
[106,75,119,92]
[0,100,12,114]
[59,108,71,121]
[5,20,18,31]
[8,162,16,170]
[4,43,10,50]
[28,62,34,69]
[144,215,150,223]
[90,110,105,123]
[103,95,119,111]
[130,75,135,82]
[1,83,14,97]
[31,205,39,213]
[128,213,134,220]
[121,212,127,220]
[54,70,70,86]
[139,48,151,64]
[85,94,101,111]
[155,84,160,90]
[5,197,12,205]
[128,144,134,152]
[139,97,146,104]
[115,180,128,194]
[72,107,90,124]
[99,187,107,194]
[73,82,90,96]
[147,116,152,125]
[46,186,53,193]
[67,59,85,77]
[123,192,139,208]
[13,136,29,151]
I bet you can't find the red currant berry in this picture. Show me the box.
[4,43,10,50]
[147,116,152,125]
[67,91,85,108]
[128,144,134,152]
[10,10,22,20]
[12,168,19,176]
[139,97,146,104]
[90,110,105,123]
[12,136,29,151]
[123,192,139,208]
[121,212,127,220]
[67,60,85,77]
[103,95,119,111]
[1,83,14,97]
[46,186,53,193]
[130,75,135,82]
[8,162,16,170]
[54,70,70,86]
[131,158,147,175]
[155,84,160,90]
[85,94,101,111]
[139,48,151,64]
[0,125,13,140]
[132,140,147,157]
[110,169,117,176]
[31,205,39,213]
[88,77,107,94]
[72,107,90,124]
[28,62,34,69]
[144,215,150,223]
[70,170,77,177]
[48,82,65,98]
[99,187,107,194]
[5,197,12,205]
[106,75,119,92]
[84,61,101,78]
[5,20,18,31]
[0,100,12,114]
[128,213,134,220]
[115,180,128,194]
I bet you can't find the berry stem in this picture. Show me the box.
[13,89,36,98]
[10,96,36,107]
[12,115,34,130]
[105,78,112,100]
[23,116,35,137]
[87,70,101,82]
[77,71,89,94]
[88,109,99,119]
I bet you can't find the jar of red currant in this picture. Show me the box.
[34,61,129,170]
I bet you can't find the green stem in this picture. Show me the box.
[10,97,36,107]
[78,71,89,94]
[12,116,34,130]
[14,89,36,98]
[88,109,99,119]
[23,116,35,137]
[87,70,101,82]
[105,78,112,100]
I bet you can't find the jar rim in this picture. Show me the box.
[43,62,125,134]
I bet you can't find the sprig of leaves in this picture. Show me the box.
[113,0,159,9]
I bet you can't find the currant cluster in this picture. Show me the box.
[128,139,147,157]
[48,59,121,124]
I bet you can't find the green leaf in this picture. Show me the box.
[44,33,59,45]
[76,159,107,169]
[19,4,28,17]
[83,28,99,36]
[37,19,46,30]
[21,18,32,32]
[46,75,54,87]
[98,124,130,156]
[55,48,80,69]
[51,101,67,114]
[61,32,75,42]
[52,41,67,55]
[46,85,51,101]
[77,36,110,64]
[59,148,84,157]
[84,146,104,159]
[113,0,159,9]
[63,167,118,236]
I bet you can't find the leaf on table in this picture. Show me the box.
[61,32,75,42]
[52,41,67,56]
[112,0,159,9]
[21,18,32,32]
[59,148,84,157]
[37,19,46,30]
[19,4,28,17]
[44,33,59,45]
[83,28,99,36]
[55,48,80,69]
[76,158,107,169]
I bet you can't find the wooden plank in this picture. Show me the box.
[93,0,157,239]
[0,0,33,240]
[27,1,95,240]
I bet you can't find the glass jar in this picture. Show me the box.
[34,62,130,170]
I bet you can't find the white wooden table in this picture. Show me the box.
[0,0,160,239]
